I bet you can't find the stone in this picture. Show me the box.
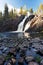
[18,57,24,65]
[11,58,16,64]
[0,55,5,65]
[32,38,40,43]
[7,63,11,65]
[0,50,2,55]
[26,15,43,32]
[40,59,43,65]
[28,61,39,65]
[25,56,34,62]
[9,48,16,54]
[40,49,43,55]
[2,47,8,53]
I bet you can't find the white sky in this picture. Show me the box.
[0,0,27,13]
[0,0,14,13]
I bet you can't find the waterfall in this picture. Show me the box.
[9,12,32,33]
[17,15,28,32]
[17,12,32,32]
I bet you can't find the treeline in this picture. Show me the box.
[0,3,43,21]
[0,4,18,21]
[0,3,43,32]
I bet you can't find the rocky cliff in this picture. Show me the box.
[0,14,43,32]
[26,14,43,32]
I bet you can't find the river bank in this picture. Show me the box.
[0,32,43,65]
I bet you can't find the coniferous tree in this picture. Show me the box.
[9,9,14,18]
[4,4,9,19]
[19,7,23,15]
[29,8,33,13]
[0,11,2,19]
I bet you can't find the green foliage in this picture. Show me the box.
[14,8,17,16]
[38,3,43,13]
[9,9,14,18]
[3,4,9,19]
[0,11,2,19]
[35,56,41,63]
[5,53,14,60]
[29,8,33,13]
[19,7,23,15]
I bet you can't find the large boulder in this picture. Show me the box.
[40,59,43,65]
[26,14,43,32]
[28,61,39,65]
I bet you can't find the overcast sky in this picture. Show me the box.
[0,0,43,12]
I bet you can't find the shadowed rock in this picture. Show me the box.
[0,15,25,32]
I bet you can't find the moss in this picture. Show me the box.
[35,56,41,63]
[5,53,14,60]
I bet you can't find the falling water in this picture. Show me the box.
[17,15,28,32]
[17,12,32,32]
[9,12,32,33]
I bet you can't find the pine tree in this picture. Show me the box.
[4,4,9,19]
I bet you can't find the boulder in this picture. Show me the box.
[40,59,43,65]
[11,57,16,64]
[18,57,24,65]
[0,55,5,65]
[26,14,43,32]
[25,56,34,62]
[9,48,16,57]
[28,61,39,65]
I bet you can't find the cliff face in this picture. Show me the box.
[26,14,43,32]
[0,14,43,32]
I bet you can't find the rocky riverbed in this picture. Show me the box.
[0,32,43,65]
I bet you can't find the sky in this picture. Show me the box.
[0,0,43,12]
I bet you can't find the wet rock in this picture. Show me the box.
[41,40,43,45]
[2,47,8,53]
[0,55,5,65]
[7,62,12,65]
[18,57,24,65]
[9,48,16,53]
[37,50,43,56]
[0,38,3,43]
[20,49,26,57]
[9,48,16,57]
[40,49,43,55]
[0,50,2,55]
[2,53,7,58]
[31,47,38,52]
[40,59,43,65]
[32,38,40,43]
[16,47,20,52]
[5,59,13,65]
[11,57,16,64]
[28,61,39,65]
[25,56,34,62]
[0,46,5,50]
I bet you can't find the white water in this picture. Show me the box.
[17,12,32,32]
[9,12,32,33]
[17,15,28,32]
[8,31,24,34]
